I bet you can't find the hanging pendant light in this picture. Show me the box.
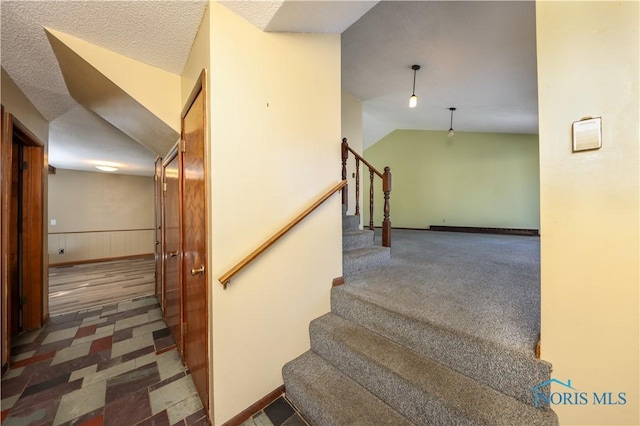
[448,107,456,138]
[409,65,420,108]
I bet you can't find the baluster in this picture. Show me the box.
[382,166,392,247]
[355,158,360,216]
[369,169,374,230]
[341,138,348,210]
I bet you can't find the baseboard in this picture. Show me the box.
[429,225,539,236]
[49,253,154,268]
[332,276,345,287]
[375,226,539,236]
[222,385,285,426]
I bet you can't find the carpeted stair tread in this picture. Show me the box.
[344,230,541,354]
[343,246,391,276]
[283,351,415,426]
[342,229,374,250]
[331,285,551,406]
[310,313,558,425]
[342,214,360,231]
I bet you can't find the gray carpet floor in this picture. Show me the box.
[345,229,540,355]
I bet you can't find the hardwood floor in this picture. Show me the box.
[49,257,155,316]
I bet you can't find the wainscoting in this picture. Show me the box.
[48,229,154,265]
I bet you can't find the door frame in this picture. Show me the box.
[161,143,183,354]
[1,108,46,372]
[180,69,210,411]
[154,156,164,304]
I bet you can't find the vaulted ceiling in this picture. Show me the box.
[1,1,538,175]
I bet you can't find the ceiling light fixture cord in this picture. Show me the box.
[409,65,420,108]
[448,107,456,138]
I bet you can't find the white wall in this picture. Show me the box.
[208,3,342,423]
[537,2,639,425]
[341,90,364,220]
[48,169,154,264]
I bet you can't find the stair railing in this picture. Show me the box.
[218,180,347,289]
[341,138,392,247]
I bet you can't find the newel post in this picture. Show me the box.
[382,166,392,247]
[341,138,349,209]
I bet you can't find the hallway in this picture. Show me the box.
[1,296,207,425]
[48,258,155,316]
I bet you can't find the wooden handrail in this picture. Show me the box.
[345,143,383,178]
[218,180,347,288]
[341,138,392,247]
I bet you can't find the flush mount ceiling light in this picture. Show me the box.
[448,107,457,138]
[92,161,122,172]
[409,65,421,108]
[96,165,118,172]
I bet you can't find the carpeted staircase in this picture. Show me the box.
[282,217,558,425]
[342,211,390,275]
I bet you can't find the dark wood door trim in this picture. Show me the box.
[154,156,164,303]
[1,105,9,371]
[181,69,210,412]
[20,144,45,330]
[1,108,46,370]
[162,145,183,355]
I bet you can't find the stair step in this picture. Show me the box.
[283,351,413,426]
[342,214,360,231]
[331,285,551,407]
[310,313,558,425]
[342,229,374,250]
[343,246,390,276]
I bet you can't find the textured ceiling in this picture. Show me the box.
[2,0,208,121]
[1,1,539,175]
[1,0,207,176]
[342,1,539,147]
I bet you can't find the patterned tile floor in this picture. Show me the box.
[241,397,307,426]
[1,296,208,426]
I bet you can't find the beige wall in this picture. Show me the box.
[537,2,639,425]
[48,169,154,264]
[45,28,181,133]
[1,69,49,143]
[181,4,210,108]
[1,67,50,365]
[207,3,342,423]
[179,1,213,415]
[364,129,540,230]
[341,90,364,219]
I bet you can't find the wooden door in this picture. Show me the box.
[4,117,44,333]
[154,157,163,304]
[20,143,44,330]
[9,139,21,334]
[181,71,209,410]
[162,148,182,354]
[1,111,45,371]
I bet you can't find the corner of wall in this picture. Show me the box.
[537,2,639,424]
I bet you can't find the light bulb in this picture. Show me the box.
[409,95,418,108]
[448,128,455,138]
[96,165,118,172]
